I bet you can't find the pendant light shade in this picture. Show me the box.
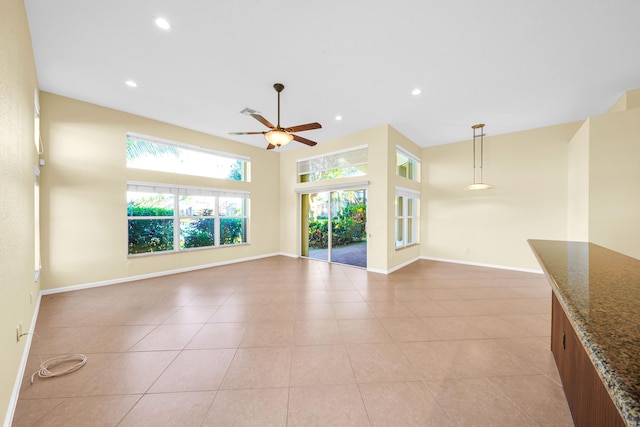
[466,123,492,190]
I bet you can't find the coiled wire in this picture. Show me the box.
[30,354,88,384]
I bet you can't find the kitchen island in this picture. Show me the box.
[529,240,640,426]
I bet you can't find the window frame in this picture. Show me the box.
[126,132,251,182]
[127,182,250,256]
[297,145,368,183]
[395,187,420,249]
[396,146,421,182]
[34,164,41,281]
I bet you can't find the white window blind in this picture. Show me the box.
[396,145,421,163]
[127,183,249,199]
[297,146,368,176]
[395,186,421,198]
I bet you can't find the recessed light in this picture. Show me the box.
[125,80,138,88]
[335,115,342,121]
[154,17,171,31]
[412,88,422,96]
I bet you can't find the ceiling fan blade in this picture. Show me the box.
[250,114,275,129]
[292,134,318,147]
[266,143,277,150]
[285,122,322,133]
[229,131,266,135]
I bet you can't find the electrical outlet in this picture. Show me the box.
[16,322,23,342]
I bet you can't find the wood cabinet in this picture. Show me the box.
[551,293,626,427]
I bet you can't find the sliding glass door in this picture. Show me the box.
[301,189,367,268]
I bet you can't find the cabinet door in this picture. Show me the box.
[550,293,625,427]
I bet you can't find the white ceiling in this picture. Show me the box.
[24,0,640,150]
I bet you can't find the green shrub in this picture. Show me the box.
[128,219,174,254]
[308,204,366,248]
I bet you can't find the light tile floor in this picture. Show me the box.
[12,257,575,426]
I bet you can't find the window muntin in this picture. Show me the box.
[297,146,368,182]
[126,133,250,182]
[396,146,421,182]
[127,183,249,255]
[395,188,420,249]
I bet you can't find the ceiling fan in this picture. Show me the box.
[230,83,322,150]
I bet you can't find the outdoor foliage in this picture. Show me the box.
[128,197,246,253]
[308,204,366,249]
[128,202,175,254]
[308,220,329,248]
[221,218,245,245]
[182,209,215,248]
[227,161,244,181]
[128,219,174,254]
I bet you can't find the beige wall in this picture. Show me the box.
[39,93,281,291]
[4,3,639,419]
[607,88,640,113]
[421,122,582,270]
[588,107,640,258]
[388,126,422,270]
[277,125,424,273]
[0,0,40,423]
[567,120,590,241]
[279,126,390,271]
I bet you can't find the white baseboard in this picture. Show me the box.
[41,252,283,295]
[420,256,543,274]
[366,256,422,275]
[4,293,42,427]
[278,252,299,259]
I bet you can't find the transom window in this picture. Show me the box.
[396,146,420,182]
[127,183,249,255]
[126,132,250,182]
[297,146,368,182]
[395,187,420,249]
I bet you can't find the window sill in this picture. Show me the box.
[127,242,250,258]
[395,243,420,251]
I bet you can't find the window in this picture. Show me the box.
[395,188,420,248]
[127,183,249,255]
[34,165,41,281]
[34,88,42,153]
[34,89,42,281]
[219,196,247,245]
[396,146,420,182]
[297,146,368,182]
[126,132,250,182]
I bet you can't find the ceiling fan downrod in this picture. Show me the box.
[274,83,284,129]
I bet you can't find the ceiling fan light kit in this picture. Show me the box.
[265,130,293,146]
[230,83,322,150]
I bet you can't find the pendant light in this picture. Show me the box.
[466,123,492,190]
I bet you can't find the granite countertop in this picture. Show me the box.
[528,240,640,427]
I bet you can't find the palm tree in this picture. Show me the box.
[126,137,179,161]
